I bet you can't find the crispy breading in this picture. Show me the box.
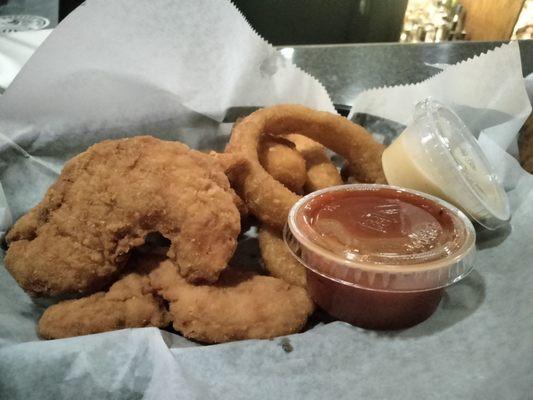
[38,269,170,339]
[226,104,385,229]
[5,136,241,296]
[284,133,343,192]
[258,224,307,288]
[209,151,249,217]
[149,260,314,343]
[259,135,307,194]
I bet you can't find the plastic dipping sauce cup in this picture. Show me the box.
[284,184,476,330]
[382,98,510,230]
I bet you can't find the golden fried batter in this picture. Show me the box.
[209,151,249,217]
[38,270,170,339]
[284,133,343,192]
[149,260,314,343]
[226,104,385,229]
[258,224,307,288]
[259,135,307,194]
[6,136,241,296]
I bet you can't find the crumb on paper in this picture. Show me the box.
[279,337,293,353]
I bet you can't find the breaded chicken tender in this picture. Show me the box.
[149,260,314,343]
[5,136,241,296]
[209,151,250,217]
[38,269,170,339]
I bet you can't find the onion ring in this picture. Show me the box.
[226,104,386,229]
[259,135,307,194]
[284,133,343,192]
[258,224,307,288]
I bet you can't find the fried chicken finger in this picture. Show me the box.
[38,266,170,339]
[149,260,314,343]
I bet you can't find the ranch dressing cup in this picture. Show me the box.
[381,99,510,230]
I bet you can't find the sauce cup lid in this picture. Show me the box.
[401,99,510,230]
[285,184,477,292]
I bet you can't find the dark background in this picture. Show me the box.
[0,0,409,44]
[232,0,408,44]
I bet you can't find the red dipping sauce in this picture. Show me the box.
[285,184,476,330]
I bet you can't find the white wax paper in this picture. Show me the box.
[0,1,532,399]
[349,42,533,212]
[0,29,52,91]
[0,0,334,232]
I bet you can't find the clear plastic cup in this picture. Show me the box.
[381,98,510,230]
[284,184,476,330]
